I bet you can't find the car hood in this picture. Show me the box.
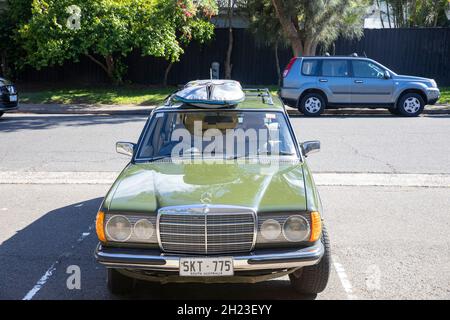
[106,160,307,213]
[394,74,435,86]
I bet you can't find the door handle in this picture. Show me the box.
[319,79,328,82]
[354,80,364,83]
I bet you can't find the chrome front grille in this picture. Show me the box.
[158,205,256,254]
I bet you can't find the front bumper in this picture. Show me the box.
[426,88,440,105]
[0,104,18,112]
[95,242,324,272]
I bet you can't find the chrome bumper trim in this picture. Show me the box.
[95,242,324,271]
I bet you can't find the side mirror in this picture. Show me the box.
[384,70,391,79]
[116,142,135,157]
[301,140,320,157]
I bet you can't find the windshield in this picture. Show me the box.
[136,110,297,160]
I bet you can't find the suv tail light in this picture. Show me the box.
[283,57,297,78]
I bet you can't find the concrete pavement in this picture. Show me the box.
[0,112,449,300]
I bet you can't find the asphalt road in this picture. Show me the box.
[1,113,449,173]
[0,112,449,300]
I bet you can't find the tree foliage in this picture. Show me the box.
[376,0,449,27]
[251,0,370,56]
[17,0,217,82]
[0,0,33,77]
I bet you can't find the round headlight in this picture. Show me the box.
[261,219,282,240]
[283,215,310,242]
[105,215,132,242]
[133,219,154,240]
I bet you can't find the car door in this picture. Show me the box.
[350,60,394,104]
[317,59,352,104]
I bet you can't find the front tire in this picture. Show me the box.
[289,225,331,294]
[299,93,326,117]
[397,93,425,117]
[107,268,135,295]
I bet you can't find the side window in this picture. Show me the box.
[352,60,385,78]
[301,59,319,76]
[321,60,349,77]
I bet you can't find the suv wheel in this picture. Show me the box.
[299,93,325,116]
[289,224,331,294]
[107,268,135,295]
[397,93,425,117]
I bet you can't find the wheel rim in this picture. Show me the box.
[403,97,420,114]
[305,97,321,113]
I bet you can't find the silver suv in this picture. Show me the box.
[280,56,440,117]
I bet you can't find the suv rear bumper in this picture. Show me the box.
[95,242,324,272]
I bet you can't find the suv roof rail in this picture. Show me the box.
[243,88,274,105]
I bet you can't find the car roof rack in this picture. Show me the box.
[243,88,274,105]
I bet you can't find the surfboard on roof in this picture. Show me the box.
[174,79,245,108]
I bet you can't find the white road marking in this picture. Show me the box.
[22,263,58,300]
[332,256,358,300]
[0,171,449,187]
[315,173,450,188]
[22,225,94,300]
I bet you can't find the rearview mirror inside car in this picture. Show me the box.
[116,142,135,157]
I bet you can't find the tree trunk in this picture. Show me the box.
[163,62,173,87]
[303,39,319,56]
[224,0,234,79]
[105,55,115,80]
[271,0,303,56]
[274,41,281,86]
[86,54,116,82]
[376,0,385,28]
[386,0,392,28]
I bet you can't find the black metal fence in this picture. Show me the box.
[18,28,450,86]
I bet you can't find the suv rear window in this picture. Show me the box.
[321,60,349,77]
[301,59,319,76]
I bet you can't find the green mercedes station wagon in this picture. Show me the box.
[95,80,330,295]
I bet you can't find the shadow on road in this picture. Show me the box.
[0,197,102,299]
[128,281,316,300]
[0,115,145,133]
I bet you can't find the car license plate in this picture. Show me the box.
[180,257,234,276]
[9,95,17,102]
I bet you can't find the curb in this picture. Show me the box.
[10,104,450,116]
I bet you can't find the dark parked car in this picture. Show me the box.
[0,77,18,117]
